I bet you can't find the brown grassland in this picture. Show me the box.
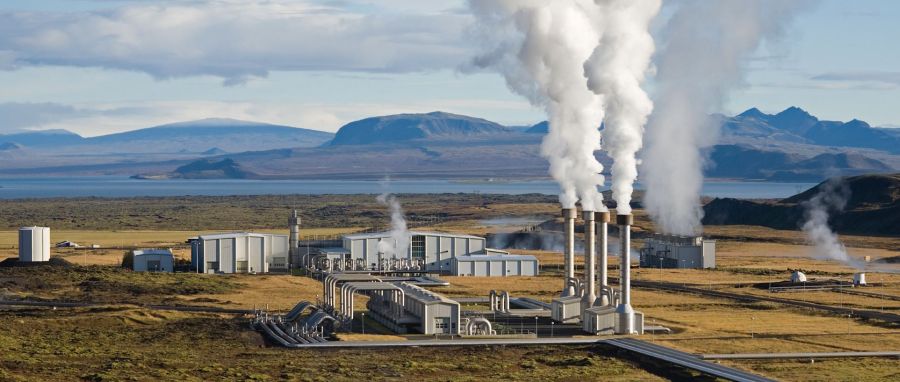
[0,194,898,381]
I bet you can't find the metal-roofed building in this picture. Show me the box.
[397,282,460,335]
[341,231,485,273]
[451,254,539,277]
[132,249,174,272]
[639,235,716,269]
[190,232,289,274]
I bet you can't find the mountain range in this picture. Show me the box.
[0,107,897,181]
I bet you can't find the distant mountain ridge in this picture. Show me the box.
[329,111,511,145]
[724,106,900,153]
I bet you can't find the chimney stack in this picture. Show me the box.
[597,211,610,306]
[561,208,577,297]
[289,210,300,267]
[581,210,596,310]
[615,214,635,334]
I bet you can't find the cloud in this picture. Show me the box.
[0,1,471,85]
[811,71,900,89]
[0,102,88,133]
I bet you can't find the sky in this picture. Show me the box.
[0,0,898,137]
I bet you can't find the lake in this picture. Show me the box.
[0,177,817,200]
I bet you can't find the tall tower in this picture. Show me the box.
[289,210,301,268]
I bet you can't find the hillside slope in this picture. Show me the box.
[329,112,510,145]
[702,173,900,236]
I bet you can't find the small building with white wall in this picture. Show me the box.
[190,232,289,274]
[639,235,716,269]
[451,254,539,277]
[132,249,174,272]
[18,227,50,262]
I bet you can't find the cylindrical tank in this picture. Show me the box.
[18,227,51,262]
[853,273,866,286]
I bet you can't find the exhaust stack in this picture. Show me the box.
[615,214,635,334]
[581,210,596,310]
[597,211,610,306]
[562,208,577,297]
[288,209,301,268]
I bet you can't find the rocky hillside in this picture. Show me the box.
[702,173,900,236]
[329,111,511,145]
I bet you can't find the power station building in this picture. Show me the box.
[311,231,538,276]
[190,232,289,274]
[639,235,716,269]
[18,227,51,262]
[132,249,174,272]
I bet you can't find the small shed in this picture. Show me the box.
[450,254,539,277]
[133,249,175,272]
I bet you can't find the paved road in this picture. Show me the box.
[702,351,900,360]
[606,338,776,382]
[0,299,253,314]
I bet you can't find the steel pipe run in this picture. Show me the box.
[615,214,636,334]
[581,210,596,311]
[562,208,577,297]
[597,211,610,306]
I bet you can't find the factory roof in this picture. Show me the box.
[397,282,458,305]
[343,230,483,241]
[133,249,173,257]
[198,232,288,240]
[452,254,538,262]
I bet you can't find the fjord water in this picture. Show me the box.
[0,177,815,199]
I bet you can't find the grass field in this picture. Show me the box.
[1,194,899,381]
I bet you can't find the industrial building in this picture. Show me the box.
[450,253,538,276]
[190,232,289,274]
[131,249,174,272]
[18,227,50,262]
[639,235,716,269]
[308,230,538,276]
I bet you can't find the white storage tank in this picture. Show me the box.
[19,227,51,262]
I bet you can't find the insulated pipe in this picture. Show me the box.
[597,211,610,306]
[562,208,577,297]
[581,210,596,311]
[615,214,635,334]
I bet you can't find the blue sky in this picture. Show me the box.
[0,0,898,136]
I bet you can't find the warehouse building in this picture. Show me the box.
[365,282,461,335]
[18,227,50,262]
[312,231,537,276]
[639,235,716,269]
[451,253,539,276]
[190,232,289,274]
[132,249,174,272]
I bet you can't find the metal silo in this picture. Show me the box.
[18,227,51,262]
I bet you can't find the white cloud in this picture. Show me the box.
[0,0,472,85]
[811,71,900,89]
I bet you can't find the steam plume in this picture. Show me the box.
[376,190,411,259]
[583,0,661,214]
[468,0,607,211]
[801,178,862,269]
[642,0,813,235]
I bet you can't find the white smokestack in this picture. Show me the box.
[376,192,411,259]
[583,0,660,215]
[801,177,862,269]
[641,0,813,235]
[468,0,607,211]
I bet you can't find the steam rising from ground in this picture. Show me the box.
[376,191,411,259]
[468,0,607,211]
[641,0,813,235]
[801,178,862,269]
[583,0,660,214]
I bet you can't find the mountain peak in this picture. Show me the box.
[738,107,768,119]
[776,106,814,119]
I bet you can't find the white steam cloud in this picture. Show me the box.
[641,0,814,235]
[376,191,411,259]
[583,0,660,215]
[468,0,607,211]
[801,178,862,269]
